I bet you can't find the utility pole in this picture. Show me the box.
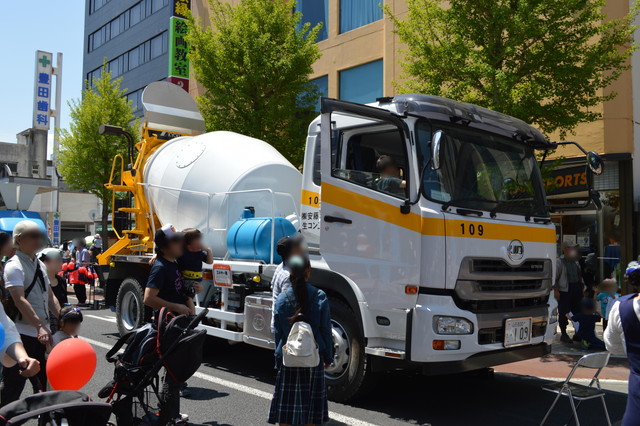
[50,52,62,247]
[51,52,62,213]
[51,52,62,214]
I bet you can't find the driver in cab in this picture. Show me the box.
[375,155,406,197]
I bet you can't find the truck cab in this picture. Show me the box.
[299,95,566,386]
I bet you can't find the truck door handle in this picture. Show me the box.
[324,215,352,224]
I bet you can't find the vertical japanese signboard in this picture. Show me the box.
[33,50,53,130]
[168,0,190,92]
[52,211,61,247]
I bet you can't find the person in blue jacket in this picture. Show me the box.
[268,254,333,426]
[605,261,640,426]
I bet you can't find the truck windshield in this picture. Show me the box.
[416,121,548,217]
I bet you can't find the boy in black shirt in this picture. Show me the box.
[144,223,194,425]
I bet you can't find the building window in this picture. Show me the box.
[295,0,328,42]
[339,60,383,104]
[87,31,168,85]
[89,0,112,14]
[309,75,328,112]
[126,87,145,112]
[88,0,169,52]
[340,0,383,33]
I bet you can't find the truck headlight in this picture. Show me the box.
[434,316,473,335]
[550,307,559,324]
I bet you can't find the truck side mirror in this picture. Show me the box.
[586,151,604,175]
[432,130,444,170]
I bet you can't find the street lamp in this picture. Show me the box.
[99,124,135,168]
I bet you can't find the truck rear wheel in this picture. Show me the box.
[326,298,368,402]
[116,278,145,336]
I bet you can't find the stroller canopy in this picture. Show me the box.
[0,391,111,426]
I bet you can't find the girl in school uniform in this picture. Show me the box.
[268,255,333,426]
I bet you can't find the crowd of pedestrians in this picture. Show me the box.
[1,219,640,426]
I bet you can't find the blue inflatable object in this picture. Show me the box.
[227,217,296,264]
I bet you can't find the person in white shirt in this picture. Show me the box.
[0,231,40,399]
[270,235,305,333]
[1,221,60,404]
[604,261,640,425]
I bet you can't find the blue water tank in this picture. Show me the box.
[226,217,296,264]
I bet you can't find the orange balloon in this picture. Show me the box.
[47,338,96,391]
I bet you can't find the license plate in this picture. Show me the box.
[504,317,532,347]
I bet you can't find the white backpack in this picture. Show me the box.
[282,320,320,368]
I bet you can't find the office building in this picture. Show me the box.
[82,0,174,116]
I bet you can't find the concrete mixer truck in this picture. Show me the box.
[97,81,604,401]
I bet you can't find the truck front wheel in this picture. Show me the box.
[116,278,145,336]
[325,298,368,402]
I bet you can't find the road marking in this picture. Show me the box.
[192,372,378,426]
[85,314,116,323]
[83,336,378,426]
[83,336,113,351]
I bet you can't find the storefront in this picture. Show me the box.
[548,156,634,293]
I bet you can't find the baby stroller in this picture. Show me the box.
[100,307,208,425]
[0,390,112,425]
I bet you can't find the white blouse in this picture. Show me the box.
[604,297,640,356]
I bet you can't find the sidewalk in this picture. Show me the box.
[494,322,630,393]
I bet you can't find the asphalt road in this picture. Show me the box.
[20,307,633,425]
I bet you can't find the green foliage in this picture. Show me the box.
[384,0,638,138]
[186,0,322,165]
[57,64,138,221]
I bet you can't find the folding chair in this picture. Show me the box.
[540,352,612,426]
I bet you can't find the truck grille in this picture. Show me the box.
[472,259,546,274]
[454,258,552,314]
[476,279,541,292]
[457,295,549,313]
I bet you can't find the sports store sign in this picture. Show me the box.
[168,0,190,92]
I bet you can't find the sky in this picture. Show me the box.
[0,1,85,156]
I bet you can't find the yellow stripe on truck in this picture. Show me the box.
[321,182,556,243]
[301,189,321,207]
[445,219,555,243]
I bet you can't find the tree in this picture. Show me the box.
[57,64,138,249]
[187,0,322,165]
[384,0,638,138]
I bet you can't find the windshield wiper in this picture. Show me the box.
[441,197,499,212]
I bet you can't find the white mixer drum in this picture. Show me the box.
[143,131,302,258]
